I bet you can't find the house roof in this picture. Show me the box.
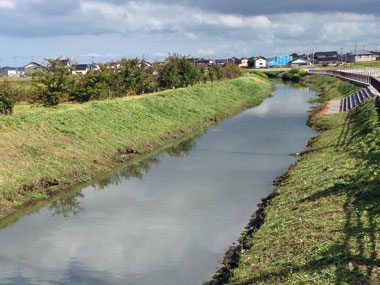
[2,66,24,71]
[75,64,89,71]
[60,59,70,65]
[24,62,43,68]
[314,51,339,57]
[348,50,374,56]
[292,58,307,64]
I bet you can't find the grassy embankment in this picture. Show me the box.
[0,76,272,216]
[341,61,380,68]
[226,75,380,284]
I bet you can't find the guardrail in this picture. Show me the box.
[310,69,380,94]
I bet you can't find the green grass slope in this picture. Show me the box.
[227,76,380,284]
[0,76,272,214]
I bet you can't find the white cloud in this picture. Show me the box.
[186,32,198,40]
[196,48,215,56]
[0,1,380,62]
[81,53,101,57]
[155,51,166,58]
[0,0,15,9]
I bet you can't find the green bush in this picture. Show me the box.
[0,81,16,115]
[68,71,107,103]
[306,75,361,103]
[33,58,72,106]
[208,64,224,82]
[338,81,360,96]
[282,68,308,81]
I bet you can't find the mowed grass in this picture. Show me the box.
[341,61,380,68]
[227,77,380,284]
[0,76,272,212]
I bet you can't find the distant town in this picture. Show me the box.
[1,49,380,77]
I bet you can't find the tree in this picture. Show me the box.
[208,63,223,82]
[248,57,255,68]
[0,81,16,115]
[68,71,107,103]
[223,63,240,79]
[33,57,72,106]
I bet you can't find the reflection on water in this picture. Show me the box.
[47,136,200,218]
[0,84,316,285]
[48,192,85,218]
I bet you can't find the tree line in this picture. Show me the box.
[0,54,240,114]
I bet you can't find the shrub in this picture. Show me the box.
[33,58,72,106]
[208,64,224,82]
[282,68,308,81]
[0,81,16,115]
[223,63,240,79]
[68,71,107,103]
[338,81,359,96]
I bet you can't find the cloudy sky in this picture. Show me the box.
[0,0,379,65]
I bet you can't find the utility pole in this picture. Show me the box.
[15,56,18,75]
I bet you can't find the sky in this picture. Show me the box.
[0,0,380,66]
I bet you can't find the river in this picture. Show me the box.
[0,83,316,285]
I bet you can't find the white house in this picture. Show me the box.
[72,63,100,75]
[347,50,377,63]
[254,57,267,69]
[291,58,308,66]
[1,68,18,77]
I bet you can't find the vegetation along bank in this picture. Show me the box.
[0,75,272,216]
[208,74,380,284]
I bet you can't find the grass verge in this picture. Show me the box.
[0,76,272,216]
[223,75,380,284]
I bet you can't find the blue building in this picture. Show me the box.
[267,55,293,67]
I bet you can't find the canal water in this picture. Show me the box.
[0,83,316,285]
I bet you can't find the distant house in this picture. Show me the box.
[347,50,377,63]
[226,57,241,65]
[371,51,380,60]
[188,58,213,67]
[314,51,339,64]
[215,59,227,67]
[267,55,293,67]
[60,59,71,67]
[291,58,307,66]
[1,68,18,77]
[239,58,249,68]
[105,61,121,70]
[72,63,100,75]
[215,57,241,67]
[24,62,44,76]
[254,57,267,69]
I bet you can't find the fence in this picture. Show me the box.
[310,69,380,94]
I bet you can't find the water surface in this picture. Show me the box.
[0,83,316,285]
